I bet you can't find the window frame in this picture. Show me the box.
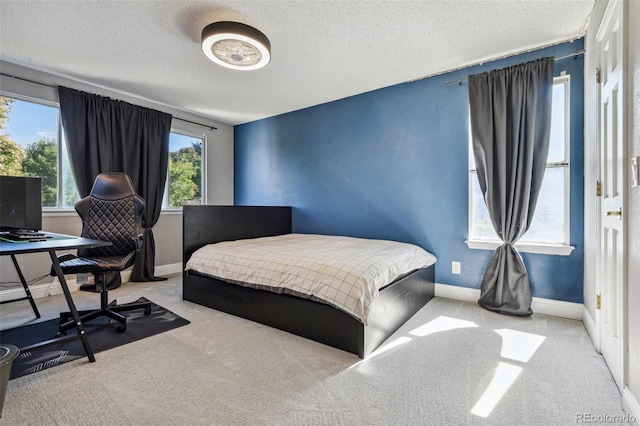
[465,75,575,256]
[162,128,207,211]
[0,91,74,211]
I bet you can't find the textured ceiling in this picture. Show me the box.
[0,1,594,125]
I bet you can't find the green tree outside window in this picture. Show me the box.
[22,138,58,207]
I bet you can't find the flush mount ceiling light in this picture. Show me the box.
[201,21,271,71]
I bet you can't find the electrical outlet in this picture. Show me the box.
[452,261,461,274]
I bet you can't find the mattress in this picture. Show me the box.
[185,233,436,323]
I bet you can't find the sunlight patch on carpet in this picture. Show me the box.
[471,362,523,418]
[495,329,546,363]
[409,315,478,337]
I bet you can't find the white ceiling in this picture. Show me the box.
[0,1,594,126]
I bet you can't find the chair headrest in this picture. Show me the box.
[90,173,137,200]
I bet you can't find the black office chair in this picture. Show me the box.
[54,172,151,334]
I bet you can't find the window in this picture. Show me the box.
[0,95,79,208]
[2,93,205,211]
[468,76,572,255]
[164,131,204,208]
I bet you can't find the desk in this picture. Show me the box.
[0,232,111,362]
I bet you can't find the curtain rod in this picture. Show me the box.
[0,72,217,130]
[443,50,585,86]
[173,117,217,131]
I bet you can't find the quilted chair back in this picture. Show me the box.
[76,173,144,258]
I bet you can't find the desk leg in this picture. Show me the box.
[48,250,96,362]
[10,254,41,318]
[0,255,42,318]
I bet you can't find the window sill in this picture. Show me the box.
[465,240,575,256]
[160,209,183,215]
[42,209,77,217]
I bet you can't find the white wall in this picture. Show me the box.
[0,61,234,288]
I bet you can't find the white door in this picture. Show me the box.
[597,0,626,390]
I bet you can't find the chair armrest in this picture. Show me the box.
[57,253,77,263]
[51,253,78,276]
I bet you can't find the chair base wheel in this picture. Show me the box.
[116,324,127,333]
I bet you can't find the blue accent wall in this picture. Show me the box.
[235,40,585,303]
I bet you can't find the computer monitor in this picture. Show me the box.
[0,176,43,232]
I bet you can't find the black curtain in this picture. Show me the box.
[468,57,554,316]
[58,86,172,282]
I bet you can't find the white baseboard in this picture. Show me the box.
[623,387,640,424]
[154,262,182,278]
[0,262,183,302]
[434,283,584,320]
[582,307,600,352]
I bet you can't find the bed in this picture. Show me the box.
[182,205,436,358]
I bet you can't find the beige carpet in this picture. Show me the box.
[0,275,630,425]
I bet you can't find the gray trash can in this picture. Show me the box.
[0,344,19,418]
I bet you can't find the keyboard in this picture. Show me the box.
[1,231,51,242]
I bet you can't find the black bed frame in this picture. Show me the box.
[182,205,435,358]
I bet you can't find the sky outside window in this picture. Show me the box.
[3,99,58,147]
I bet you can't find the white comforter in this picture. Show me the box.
[185,233,436,324]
